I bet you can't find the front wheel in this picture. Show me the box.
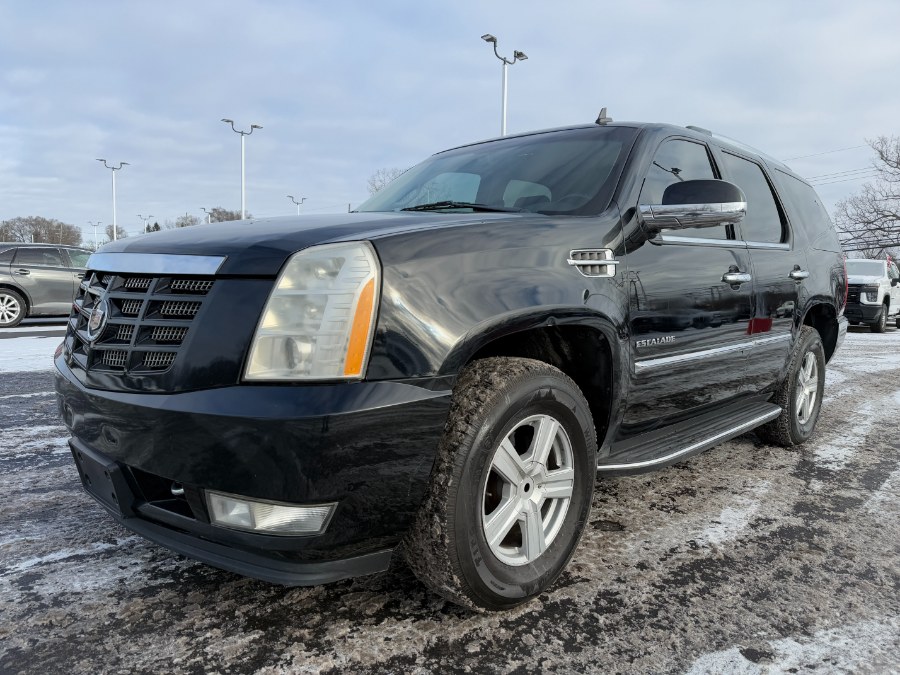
[870,304,888,333]
[757,326,825,447]
[403,357,597,611]
[0,289,26,327]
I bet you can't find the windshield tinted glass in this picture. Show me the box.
[356,126,637,215]
[846,260,885,276]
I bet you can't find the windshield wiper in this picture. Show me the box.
[400,200,523,213]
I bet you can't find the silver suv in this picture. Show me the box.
[0,243,91,327]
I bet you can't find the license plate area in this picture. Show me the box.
[70,443,136,517]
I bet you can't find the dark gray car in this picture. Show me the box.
[0,243,90,327]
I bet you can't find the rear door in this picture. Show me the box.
[714,150,798,392]
[10,246,75,314]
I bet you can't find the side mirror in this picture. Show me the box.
[891,278,899,287]
[639,179,746,233]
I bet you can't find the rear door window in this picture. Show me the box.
[13,247,65,266]
[720,153,785,244]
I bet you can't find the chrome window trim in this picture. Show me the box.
[596,408,782,471]
[87,252,226,275]
[744,241,790,250]
[650,234,742,248]
[634,333,791,372]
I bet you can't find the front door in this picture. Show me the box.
[623,138,754,431]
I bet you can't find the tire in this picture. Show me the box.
[870,304,888,333]
[757,326,825,447]
[403,357,597,611]
[895,316,900,330]
[0,288,26,327]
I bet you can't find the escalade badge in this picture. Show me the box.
[87,298,109,342]
[635,336,675,348]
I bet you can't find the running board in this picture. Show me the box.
[597,400,782,475]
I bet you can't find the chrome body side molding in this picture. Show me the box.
[634,333,791,373]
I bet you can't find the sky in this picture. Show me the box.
[1,0,898,245]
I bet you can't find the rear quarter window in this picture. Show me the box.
[772,169,840,252]
[0,248,15,264]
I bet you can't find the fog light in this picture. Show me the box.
[206,491,336,535]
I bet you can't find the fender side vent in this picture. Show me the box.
[567,249,619,278]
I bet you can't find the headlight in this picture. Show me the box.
[245,241,380,381]
[863,286,879,302]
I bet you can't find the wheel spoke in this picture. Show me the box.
[529,416,560,467]
[492,439,527,484]
[541,467,574,500]
[521,501,547,561]
[484,497,522,547]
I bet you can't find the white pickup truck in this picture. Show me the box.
[845,258,900,332]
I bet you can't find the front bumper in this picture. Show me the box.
[844,302,882,323]
[55,355,451,584]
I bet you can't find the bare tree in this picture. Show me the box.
[174,214,201,228]
[367,167,405,195]
[105,223,127,241]
[208,207,244,222]
[835,136,900,256]
[0,216,82,246]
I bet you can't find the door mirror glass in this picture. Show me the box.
[640,179,746,232]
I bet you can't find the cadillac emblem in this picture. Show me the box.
[87,298,109,342]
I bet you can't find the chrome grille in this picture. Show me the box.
[142,352,176,370]
[64,271,214,378]
[151,326,187,343]
[170,279,214,294]
[159,301,201,317]
[120,299,143,316]
[103,350,128,368]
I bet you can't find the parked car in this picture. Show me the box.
[55,118,847,610]
[0,243,91,327]
[844,258,900,332]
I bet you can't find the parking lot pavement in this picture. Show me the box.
[0,332,898,674]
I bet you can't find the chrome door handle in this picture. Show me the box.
[789,268,810,280]
[74,273,85,279]
[14,268,30,275]
[722,272,752,284]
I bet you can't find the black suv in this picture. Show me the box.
[0,243,91,327]
[55,120,847,610]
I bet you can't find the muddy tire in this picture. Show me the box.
[870,304,888,333]
[0,288,26,328]
[757,326,825,447]
[403,357,597,611]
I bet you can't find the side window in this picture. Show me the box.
[66,249,91,268]
[0,248,15,264]
[889,262,899,280]
[13,247,64,266]
[721,153,785,244]
[639,139,727,240]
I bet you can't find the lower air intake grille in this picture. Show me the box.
[103,351,128,368]
[142,352,177,370]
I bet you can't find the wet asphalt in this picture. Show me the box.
[0,328,898,674]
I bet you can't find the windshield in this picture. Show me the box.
[356,126,637,216]
[846,260,885,276]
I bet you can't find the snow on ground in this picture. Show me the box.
[0,336,59,373]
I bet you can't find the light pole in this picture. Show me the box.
[287,195,306,215]
[137,214,153,233]
[200,207,211,224]
[88,221,101,249]
[96,159,129,240]
[221,118,263,219]
[481,34,527,136]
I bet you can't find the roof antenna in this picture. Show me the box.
[595,107,613,125]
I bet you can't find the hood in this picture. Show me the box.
[94,212,517,276]
[846,274,884,285]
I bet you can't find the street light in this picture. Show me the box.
[287,195,306,215]
[481,33,528,136]
[137,214,154,233]
[200,207,211,224]
[96,159,129,240]
[221,118,263,219]
[88,221,101,249]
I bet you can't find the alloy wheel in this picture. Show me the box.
[0,293,22,325]
[481,414,575,566]
[795,352,819,425]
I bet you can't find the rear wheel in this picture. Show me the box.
[403,357,597,611]
[870,304,888,333]
[0,289,26,327]
[758,326,825,447]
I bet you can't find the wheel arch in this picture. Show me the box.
[440,308,623,449]
[801,302,839,363]
[0,283,30,311]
